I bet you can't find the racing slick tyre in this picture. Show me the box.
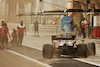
[77,44,87,57]
[43,44,54,59]
[87,43,96,56]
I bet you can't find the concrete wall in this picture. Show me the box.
[53,0,65,10]
[0,0,5,21]
[0,0,100,23]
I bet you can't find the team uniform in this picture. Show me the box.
[81,20,87,38]
[0,26,2,42]
[17,24,25,46]
[0,26,8,44]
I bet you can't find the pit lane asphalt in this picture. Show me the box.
[0,45,98,67]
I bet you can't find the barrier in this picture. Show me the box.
[93,27,100,37]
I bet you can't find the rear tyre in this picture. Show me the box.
[87,43,96,56]
[77,44,87,57]
[43,44,54,59]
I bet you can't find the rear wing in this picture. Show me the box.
[52,35,76,43]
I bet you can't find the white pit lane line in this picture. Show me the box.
[23,44,100,67]
[23,44,42,51]
[7,50,52,67]
[73,58,100,67]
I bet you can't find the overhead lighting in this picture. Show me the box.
[55,5,59,10]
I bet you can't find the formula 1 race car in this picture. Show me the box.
[42,35,96,59]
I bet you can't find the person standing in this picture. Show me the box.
[70,19,75,35]
[33,20,39,37]
[0,23,10,50]
[0,22,2,49]
[17,20,26,47]
[81,18,87,38]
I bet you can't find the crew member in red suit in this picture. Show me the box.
[81,18,87,38]
[0,22,2,49]
[0,23,10,49]
[17,20,26,47]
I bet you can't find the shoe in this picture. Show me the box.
[37,35,39,37]
[82,37,86,39]
[34,35,36,37]
[0,48,4,50]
